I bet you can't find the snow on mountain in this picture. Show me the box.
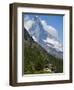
[43,37,63,52]
[24,15,63,58]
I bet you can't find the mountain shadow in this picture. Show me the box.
[24,28,63,74]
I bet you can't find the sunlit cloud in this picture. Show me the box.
[41,20,58,39]
[24,20,34,30]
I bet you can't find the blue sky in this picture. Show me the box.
[23,13,63,43]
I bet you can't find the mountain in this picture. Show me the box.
[24,16,63,58]
[24,28,63,74]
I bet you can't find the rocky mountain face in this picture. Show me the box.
[24,16,63,59]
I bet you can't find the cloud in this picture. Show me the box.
[24,20,34,30]
[24,15,34,30]
[24,15,29,21]
[41,20,58,39]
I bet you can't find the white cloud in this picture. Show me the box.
[24,20,34,30]
[41,20,58,39]
[24,15,34,30]
[24,15,29,21]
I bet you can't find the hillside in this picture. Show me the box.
[24,28,63,74]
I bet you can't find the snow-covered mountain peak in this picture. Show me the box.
[24,15,63,58]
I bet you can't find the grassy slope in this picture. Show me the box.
[24,28,63,74]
